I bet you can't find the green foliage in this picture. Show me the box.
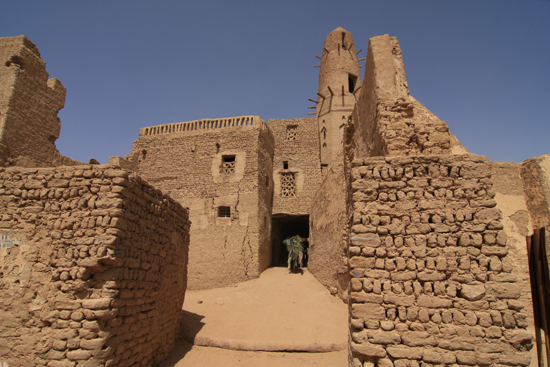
[283,235,306,270]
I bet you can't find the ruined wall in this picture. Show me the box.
[490,161,538,364]
[0,36,80,168]
[127,116,273,289]
[309,151,349,300]
[348,154,535,367]
[0,165,189,367]
[352,35,466,159]
[270,118,322,215]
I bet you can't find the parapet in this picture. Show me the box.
[139,115,265,137]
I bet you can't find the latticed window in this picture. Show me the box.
[221,155,236,174]
[281,173,296,197]
[218,206,231,217]
[287,125,297,140]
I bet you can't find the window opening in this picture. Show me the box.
[218,206,231,217]
[287,125,298,140]
[341,32,346,50]
[283,161,289,170]
[266,175,269,187]
[221,155,236,174]
[348,74,357,93]
[281,173,296,197]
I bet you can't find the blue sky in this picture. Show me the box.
[2,0,549,163]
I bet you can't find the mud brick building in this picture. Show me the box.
[1,27,550,367]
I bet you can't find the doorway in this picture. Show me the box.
[271,214,309,267]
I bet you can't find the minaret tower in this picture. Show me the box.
[313,27,361,167]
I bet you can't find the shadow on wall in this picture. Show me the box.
[160,310,205,366]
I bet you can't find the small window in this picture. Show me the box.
[281,173,296,197]
[266,175,269,187]
[221,155,236,174]
[348,74,358,93]
[283,161,289,170]
[218,206,231,217]
[287,125,298,140]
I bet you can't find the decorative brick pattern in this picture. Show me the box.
[281,173,296,197]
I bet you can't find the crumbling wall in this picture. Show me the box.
[0,165,189,367]
[352,35,466,159]
[348,154,534,367]
[0,36,80,168]
[126,117,273,289]
[270,118,322,215]
[309,151,349,300]
[521,155,550,231]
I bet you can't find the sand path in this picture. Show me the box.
[159,267,348,367]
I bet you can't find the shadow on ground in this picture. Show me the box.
[159,310,205,367]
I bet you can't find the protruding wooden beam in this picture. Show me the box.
[307,112,316,115]
[356,49,362,55]
[358,57,365,62]
[307,106,316,109]
[314,65,320,68]
[308,98,319,103]
[316,92,326,99]
[324,47,329,54]
[327,86,334,95]
[315,55,322,60]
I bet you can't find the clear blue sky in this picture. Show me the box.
[2,0,549,164]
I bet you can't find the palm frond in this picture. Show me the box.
[283,235,306,270]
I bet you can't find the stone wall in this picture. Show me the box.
[348,154,534,367]
[127,117,273,289]
[270,118,322,215]
[0,165,190,367]
[0,36,80,168]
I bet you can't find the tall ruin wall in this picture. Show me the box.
[309,151,349,300]
[0,36,80,168]
[348,155,534,367]
[127,117,274,289]
[270,118,322,215]
[0,165,190,367]
[352,35,466,159]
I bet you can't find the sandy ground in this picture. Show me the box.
[159,267,348,367]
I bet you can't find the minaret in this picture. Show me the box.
[314,27,361,167]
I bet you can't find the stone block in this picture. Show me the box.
[351,303,386,321]
[401,332,438,347]
[350,342,386,358]
[486,283,521,299]
[459,284,486,301]
[417,296,452,308]
[384,294,415,306]
[386,346,423,360]
[371,331,401,345]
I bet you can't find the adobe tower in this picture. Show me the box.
[315,27,361,167]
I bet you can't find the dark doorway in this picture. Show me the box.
[271,214,309,267]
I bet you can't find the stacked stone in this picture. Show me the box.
[0,165,190,367]
[376,97,453,157]
[348,154,533,367]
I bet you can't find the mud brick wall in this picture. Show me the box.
[352,35,466,160]
[348,154,535,367]
[270,118,322,215]
[127,118,273,289]
[0,165,189,367]
[0,36,80,168]
[309,152,349,300]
